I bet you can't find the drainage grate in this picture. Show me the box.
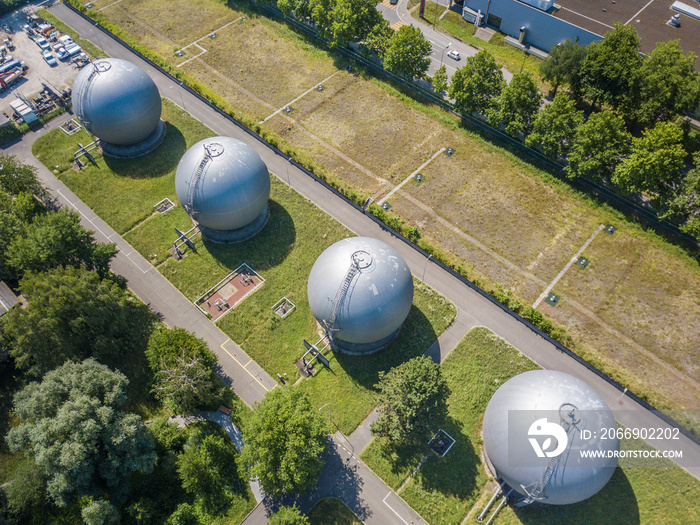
[544,293,560,307]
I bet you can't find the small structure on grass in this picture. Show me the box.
[72,58,165,157]
[307,237,413,355]
[195,263,264,321]
[175,136,270,243]
[482,370,618,507]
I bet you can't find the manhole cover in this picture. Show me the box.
[605,225,616,235]
[414,173,423,183]
[316,85,324,92]
[445,147,455,157]
[575,257,589,269]
[210,32,218,39]
[544,293,560,307]
[382,202,391,211]
[284,106,294,114]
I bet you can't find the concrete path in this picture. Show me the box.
[5,8,694,525]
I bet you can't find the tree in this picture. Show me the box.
[432,64,449,95]
[565,111,631,182]
[5,359,156,507]
[0,154,47,199]
[177,432,244,513]
[7,208,117,280]
[581,24,642,113]
[383,25,432,79]
[3,459,52,522]
[81,499,120,525]
[635,41,700,128]
[661,154,700,239]
[240,388,327,494]
[146,327,219,414]
[486,71,542,137]
[362,19,392,58]
[4,266,153,377]
[613,122,686,197]
[311,0,382,48]
[166,503,200,525]
[540,38,586,96]
[370,356,450,443]
[278,0,314,19]
[525,92,584,160]
[449,50,504,116]
[269,505,309,525]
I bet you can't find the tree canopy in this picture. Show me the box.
[240,388,327,494]
[635,41,700,128]
[540,38,586,96]
[6,208,116,280]
[661,153,700,239]
[177,429,245,513]
[565,111,631,182]
[269,505,310,525]
[146,327,219,414]
[4,266,153,376]
[432,64,449,95]
[370,356,449,443]
[5,359,156,507]
[613,121,686,197]
[311,0,382,48]
[449,50,504,116]
[581,24,642,112]
[383,24,432,79]
[526,92,584,160]
[486,71,542,137]
[0,153,47,199]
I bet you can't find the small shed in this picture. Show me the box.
[9,99,37,124]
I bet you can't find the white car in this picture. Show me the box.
[35,36,49,50]
[447,50,461,61]
[42,50,57,66]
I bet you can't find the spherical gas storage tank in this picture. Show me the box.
[72,58,162,150]
[482,370,619,506]
[307,237,414,354]
[175,136,270,242]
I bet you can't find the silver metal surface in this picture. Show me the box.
[174,136,270,231]
[72,58,161,145]
[482,370,619,505]
[307,237,414,345]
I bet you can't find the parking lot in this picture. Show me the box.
[0,6,83,122]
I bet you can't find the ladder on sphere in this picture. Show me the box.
[325,252,363,333]
[185,150,212,217]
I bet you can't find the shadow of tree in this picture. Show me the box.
[261,441,371,521]
[102,122,186,179]
[512,467,640,525]
[335,304,437,390]
[201,199,296,272]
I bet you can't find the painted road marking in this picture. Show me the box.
[221,340,271,392]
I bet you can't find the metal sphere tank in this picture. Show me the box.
[307,237,414,354]
[175,136,270,242]
[482,370,618,506]
[72,58,161,146]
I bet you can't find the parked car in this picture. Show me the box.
[42,50,57,66]
[447,50,461,61]
[35,36,49,50]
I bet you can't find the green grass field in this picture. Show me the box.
[361,327,700,525]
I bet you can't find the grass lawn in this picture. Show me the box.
[308,498,362,525]
[361,327,700,525]
[32,99,211,235]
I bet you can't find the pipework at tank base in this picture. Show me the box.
[100,120,166,158]
[330,327,400,355]
[198,204,269,243]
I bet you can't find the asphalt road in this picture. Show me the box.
[8,2,699,522]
